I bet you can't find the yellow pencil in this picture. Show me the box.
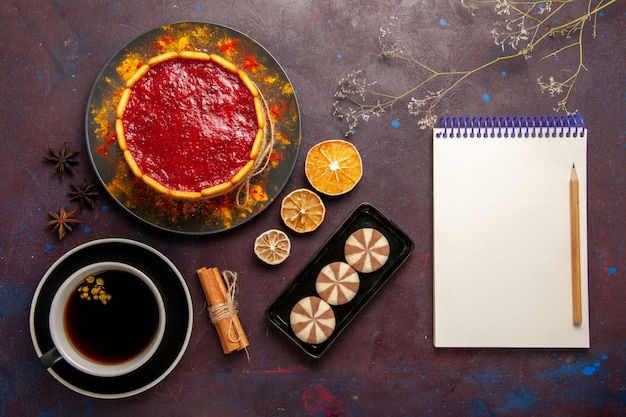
[570,163,582,325]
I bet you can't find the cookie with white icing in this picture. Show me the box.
[315,261,360,305]
[290,296,336,344]
[344,228,390,273]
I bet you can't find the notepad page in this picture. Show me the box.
[433,128,589,348]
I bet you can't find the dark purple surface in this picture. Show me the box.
[1,1,624,416]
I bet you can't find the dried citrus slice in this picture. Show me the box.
[280,188,326,233]
[305,139,363,196]
[254,229,291,265]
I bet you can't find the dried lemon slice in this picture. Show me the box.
[254,229,291,265]
[280,188,326,233]
[305,139,363,196]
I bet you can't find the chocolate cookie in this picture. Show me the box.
[344,228,390,273]
[315,261,360,305]
[290,296,336,344]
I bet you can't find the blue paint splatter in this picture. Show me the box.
[582,355,607,376]
[336,53,342,59]
[83,227,92,234]
[441,97,447,102]
[439,18,447,26]
[608,267,617,275]
[540,354,608,380]
[501,71,507,77]
[471,372,504,385]
[327,19,332,25]
[482,93,491,102]
[496,387,536,413]
[599,11,605,17]
[101,206,109,211]
[45,244,54,252]
[583,366,596,376]
[391,119,400,128]
[195,5,201,11]
[472,399,492,416]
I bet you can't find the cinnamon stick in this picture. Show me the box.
[197,267,249,354]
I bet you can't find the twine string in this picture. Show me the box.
[235,89,276,208]
[207,270,242,344]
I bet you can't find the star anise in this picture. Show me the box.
[43,142,79,180]
[47,207,81,240]
[69,179,99,208]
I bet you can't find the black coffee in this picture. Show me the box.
[64,269,159,364]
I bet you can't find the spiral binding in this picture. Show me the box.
[435,114,585,139]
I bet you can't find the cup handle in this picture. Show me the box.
[40,347,63,368]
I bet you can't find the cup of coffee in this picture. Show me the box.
[41,262,166,377]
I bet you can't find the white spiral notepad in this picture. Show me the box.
[433,115,589,348]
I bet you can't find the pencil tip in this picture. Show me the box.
[572,163,576,168]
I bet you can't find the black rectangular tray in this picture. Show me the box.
[266,202,414,358]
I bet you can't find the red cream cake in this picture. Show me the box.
[115,51,266,200]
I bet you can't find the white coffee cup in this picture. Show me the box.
[43,262,166,377]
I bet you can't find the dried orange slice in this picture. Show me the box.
[280,188,326,233]
[305,139,363,196]
[254,229,291,265]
